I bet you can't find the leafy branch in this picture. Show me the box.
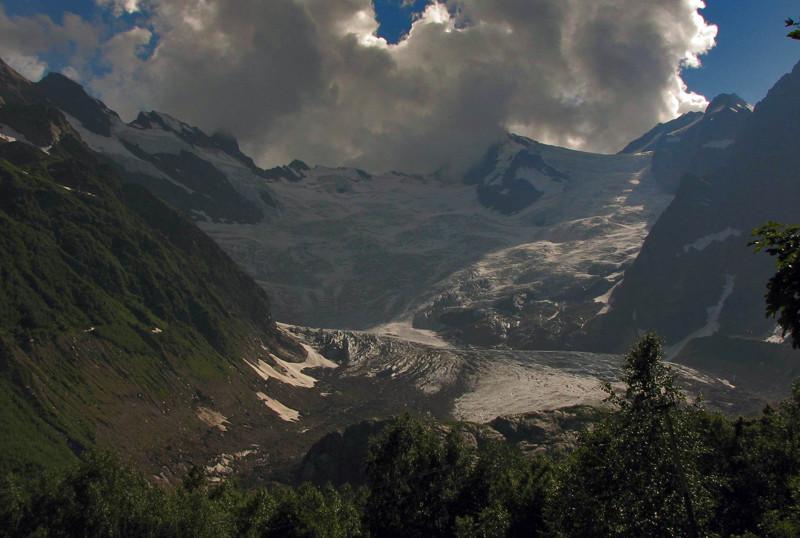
[786,18,800,40]
[750,222,800,348]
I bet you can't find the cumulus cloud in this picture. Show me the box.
[0,7,102,81]
[94,0,142,17]
[0,0,717,176]
[90,0,325,147]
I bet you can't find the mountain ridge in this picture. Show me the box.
[582,60,800,369]
[0,58,311,477]
[34,62,763,353]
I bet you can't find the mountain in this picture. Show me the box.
[3,55,794,483]
[37,73,275,224]
[37,67,758,353]
[620,93,752,193]
[33,76,667,335]
[584,61,800,378]
[0,58,310,476]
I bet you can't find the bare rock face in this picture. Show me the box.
[620,93,752,193]
[0,58,43,106]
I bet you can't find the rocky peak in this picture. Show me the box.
[37,72,121,137]
[129,111,269,176]
[731,59,800,162]
[209,131,241,154]
[289,159,310,172]
[705,93,750,115]
[0,61,80,147]
[130,110,196,136]
[0,57,42,106]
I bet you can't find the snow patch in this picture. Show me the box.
[368,321,450,348]
[594,278,623,315]
[766,324,789,345]
[702,139,735,149]
[666,274,736,359]
[205,449,259,481]
[453,365,607,423]
[196,407,230,431]
[299,343,339,369]
[245,356,317,388]
[256,392,300,422]
[0,124,49,152]
[452,351,620,423]
[682,228,741,254]
[719,379,736,389]
[244,345,336,388]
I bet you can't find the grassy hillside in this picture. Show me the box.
[0,60,305,475]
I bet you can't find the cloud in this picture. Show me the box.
[2,50,47,80]
[0,0,717,176]
[94,0,141,17]
[0,6,103,81]
[89,0,325,146]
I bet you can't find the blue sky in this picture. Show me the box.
[682,0,800,105]
[1,0,798,171]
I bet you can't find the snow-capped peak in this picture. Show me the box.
[704,93,751,115]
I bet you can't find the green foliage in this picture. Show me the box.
[0,372,78,475]
[707,382,800,535]
[551,332,717,537]
[259,483,364,537]
[786,18,800,40]
[0,133,281,353]
[9,378,800,536]
[365,413,473,536]
[750,222,800,348]
[608,330,683,410]
[0,452,365,538]
[364,414,549,537]
[456,441,549,537]
[0,129,297,471]
[0,451,168,537]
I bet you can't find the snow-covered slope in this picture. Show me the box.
[40,74,674,339]
[38,73,274,224]
[40,69,764,353]
[198,139,672,344]
[407,139,672,347]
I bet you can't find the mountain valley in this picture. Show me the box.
[1,54,799,485]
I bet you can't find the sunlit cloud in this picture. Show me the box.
[0,0,717,176]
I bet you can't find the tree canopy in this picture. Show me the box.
[750,222,800,348]
[786,17,800,40]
